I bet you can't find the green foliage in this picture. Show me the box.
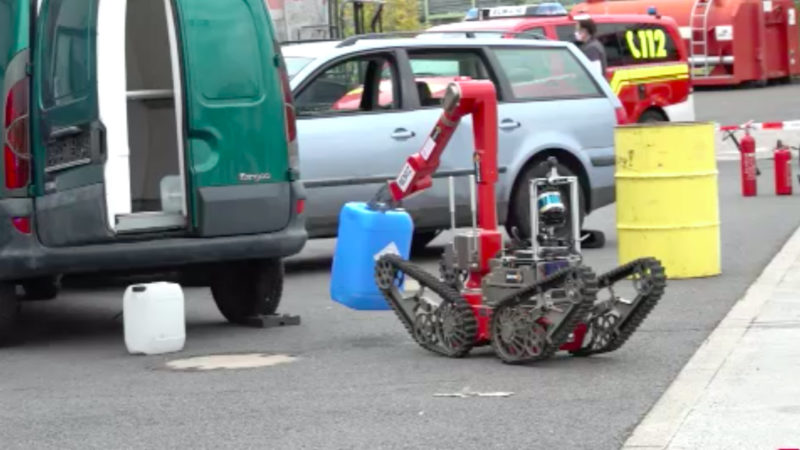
[339,0,422,36]
[383,0,422,31]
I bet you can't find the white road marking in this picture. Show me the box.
[166,353,297,371]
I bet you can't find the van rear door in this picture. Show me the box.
[172,0,292,237]
[31,0,118,247]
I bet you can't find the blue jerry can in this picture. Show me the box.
[330,202,414,310]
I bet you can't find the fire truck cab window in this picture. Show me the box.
[556,22,679,67]
[616,24,680,64]
[519,26,545,38]
[556,23,625,67]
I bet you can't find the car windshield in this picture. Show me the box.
[284,56,315,79]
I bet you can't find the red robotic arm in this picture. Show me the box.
[373,79,499,232]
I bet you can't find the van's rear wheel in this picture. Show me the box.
[210,258,284,325]
[0,282,19,346]
[19,275,61,301]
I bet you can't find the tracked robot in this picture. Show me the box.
[368,80,666,364]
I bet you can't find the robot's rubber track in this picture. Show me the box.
[573,257,667,356]
[375,254,478,358]
[490,265,599,364]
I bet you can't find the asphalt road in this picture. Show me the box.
[3,86,800,449]
[694,82,800,124]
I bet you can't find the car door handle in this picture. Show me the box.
[391,128,415,139]
[500,119,521,130]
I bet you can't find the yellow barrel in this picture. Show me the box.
[614,121,720,279]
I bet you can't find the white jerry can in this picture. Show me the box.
[123,282,186,355]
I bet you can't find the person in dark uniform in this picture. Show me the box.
[574,17,607,74]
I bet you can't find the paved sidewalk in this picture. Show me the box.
[622,225,800,449]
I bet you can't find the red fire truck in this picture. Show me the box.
[571,0,800,87]
[427,3,695,123]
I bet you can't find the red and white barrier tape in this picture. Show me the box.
[717,120,800,132]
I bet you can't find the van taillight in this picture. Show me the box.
[12,216,30,234]
[615,106,629,125]
[4,79,30,190]
[280,67,297,143]
[273,38,299,173]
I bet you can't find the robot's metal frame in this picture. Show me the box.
[371,79,666,364]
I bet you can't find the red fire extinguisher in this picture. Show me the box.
[774,140,792,195]
[740,131,757,197]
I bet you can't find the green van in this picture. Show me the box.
[0,0,307,344]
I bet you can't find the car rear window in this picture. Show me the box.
[491,47,603,101]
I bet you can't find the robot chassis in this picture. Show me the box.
[370,80,666,364]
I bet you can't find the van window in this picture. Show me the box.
[491,47,602,100]
[186,0,262,100]
[41,0,93,108]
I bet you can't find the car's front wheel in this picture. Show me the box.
[210,258,284,325]
[507,158,585,243]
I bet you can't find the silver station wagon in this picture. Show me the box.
[283,34,624,250]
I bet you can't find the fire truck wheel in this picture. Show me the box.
[638,109,667,123]
[0,282,19,346]
[210,258,284,325]
[508,158,585,242]
[19,275,61,301]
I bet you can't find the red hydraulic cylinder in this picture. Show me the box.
[774,141,793,195]
[740,132,757,196]
[380,79,502,342]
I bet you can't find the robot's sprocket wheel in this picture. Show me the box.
[571,257,667,356]
[375,254,477,358]
[489,265,598,365]
[491,305,548,361]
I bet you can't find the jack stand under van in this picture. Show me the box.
[0,0,307,345]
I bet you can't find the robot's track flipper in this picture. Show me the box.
[375,254,478,358]
[490,265,598,365]
[571,257,667,356]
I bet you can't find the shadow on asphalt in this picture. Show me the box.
[59,245,448,289]
[13,302,250,348]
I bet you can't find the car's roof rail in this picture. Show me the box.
[335,29,547,47]
[280,38,339,46]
